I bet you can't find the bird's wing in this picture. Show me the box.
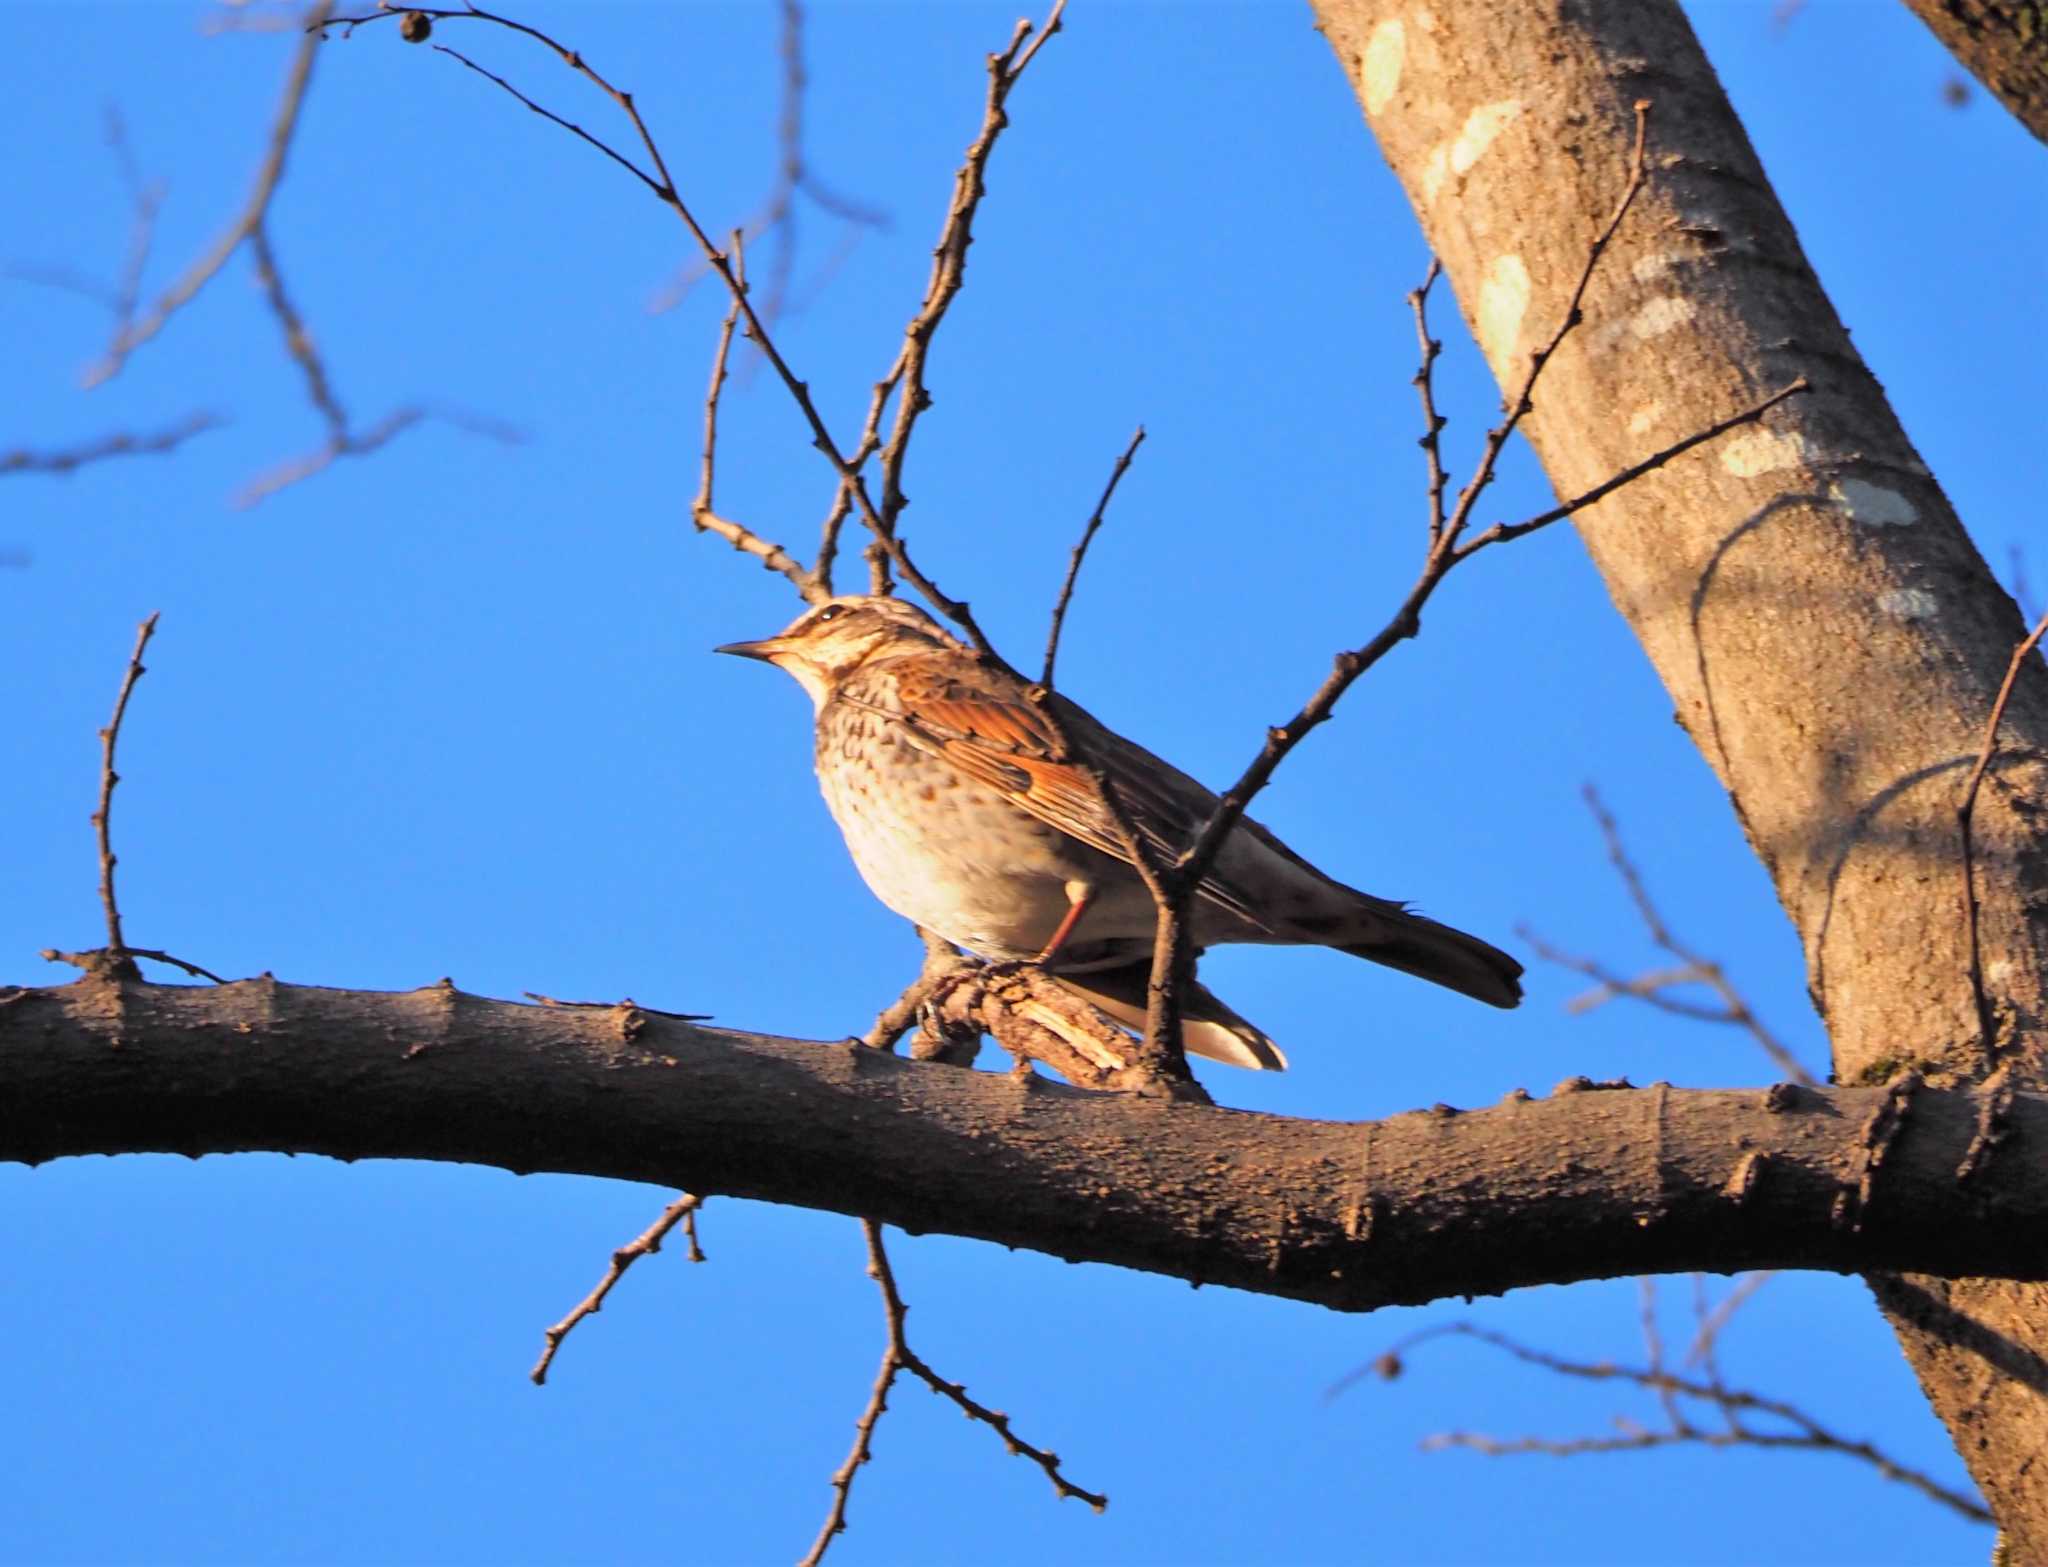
[856,662,1277,931]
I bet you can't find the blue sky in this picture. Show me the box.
[3,2,2041,1562]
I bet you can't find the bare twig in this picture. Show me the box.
[1958,603,2048,1063]
[1685,1270,1774,1378]
[86,1,332,385]
[89,613,161,982]
[429,40,664,193]
[861,1,1068,593]
[13,5,511,509]
[810,2,1063,600]
[2,415,223,477]
[2,263,122,311]
[802,1220,1103,1564]
[1122,102,1805,1063]
[331,4,1049,656]
[804,1314,897,1566]
[1637,1277,1688,1434]
[1185,104,1649,857]
[232,402,521,509]
[647,0,887,324]
[691,233,817,596]
[1128,106,1663,1056]
[6,106,164,325]
[1043,425,1145,689]
[249,222,345,431]
[127,948,229,984]
[231,222,520,508]
[1340,1310,1990,1525]
[1464,377,1809,552]
[204,0,308,32]
[102,106,164,337]
[1518,785,1821,1086]
[530,1192,708,1385]
[1410,260,1450,540]
[40,945,231,986]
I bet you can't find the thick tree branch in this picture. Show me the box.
[4,976,2046,1312]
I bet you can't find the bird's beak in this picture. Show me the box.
[714,635,787,662]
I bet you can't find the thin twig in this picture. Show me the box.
[86,1,332,385]
[1149,107,1660,1042]
[1128,102,1810,1063]
[1339,1317,1990,1525]
[2,415,223,476]
[529,1193,707,1385]
[1463,377,1809,553]
[431,41,665,194]
[232,403,520,509]
[1427,1425,1988,1524]
[332,4,1047,655]
[862,1,1069,593]
[811,1,1062,599]
[250,222,346,433]
[1958,603,2048,1063]
[1410,260,1450,541]
[145,948,229,985]
[9,107,167,323]
[1685,1271,1774,1374]
[691,232,817,595]
[91,613,161,981]
[103,106,165,339]
[803,1220,1104,1564]
[647,0,886,323]
[802,1322,896,1566]
[694,230,744,523]
[1043,425,1145,689]
[228,166,518,509]
[1638,1278,1689,1434]
[204,0,306,32]
[1518,785,1821,1086]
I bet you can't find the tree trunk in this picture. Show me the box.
[1901,0,2048,148]
[1306,0,2048,1545]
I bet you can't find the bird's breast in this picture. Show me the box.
[811,701,1141,960]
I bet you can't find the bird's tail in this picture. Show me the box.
[1051,966,1289,1073]
[1337,908,1524,1009]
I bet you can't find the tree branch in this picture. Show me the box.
[529,1191,706,1386]
[85,1,332,385]
[801,1219,1102,1564]
[6,975,2047,1311]
[1383,1317,1991,1523]
[1,415,223,476]
[1043,425,1145,689]
[88,614,160,981]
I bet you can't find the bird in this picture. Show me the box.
[716,594,1522,1071]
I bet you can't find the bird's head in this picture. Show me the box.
[715,594,956,707]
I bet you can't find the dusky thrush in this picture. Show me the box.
[718,594,1522,1070]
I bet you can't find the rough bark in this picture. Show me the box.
[5,974,2047,1311]
[1306,0,2048,1545]
[1902,0,2048,148]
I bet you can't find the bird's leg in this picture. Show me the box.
[1035,879,1096,964]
